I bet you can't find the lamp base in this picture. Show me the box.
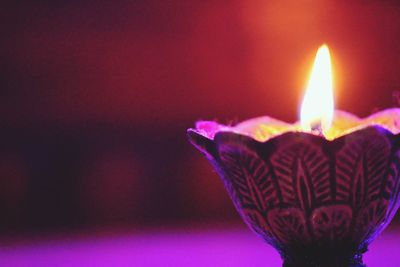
[281,246,366,267]
[283,257,365,267]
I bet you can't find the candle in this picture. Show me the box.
[187,45,400,267]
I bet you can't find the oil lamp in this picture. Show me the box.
[187,45,400,267]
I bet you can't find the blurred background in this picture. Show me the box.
[1,1,400,264]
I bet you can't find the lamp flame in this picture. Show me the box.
[300,44,334,134]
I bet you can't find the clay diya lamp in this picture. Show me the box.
[187,45,400,267]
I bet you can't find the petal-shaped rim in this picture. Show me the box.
[189,108,400,143]
[188,125,400,159]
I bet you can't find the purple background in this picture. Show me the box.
[1,0,400,265]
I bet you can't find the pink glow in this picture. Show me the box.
[0,228,398,267]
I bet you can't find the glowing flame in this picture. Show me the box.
[300,44,334,134]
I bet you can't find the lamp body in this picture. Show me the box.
[188,125,400,267]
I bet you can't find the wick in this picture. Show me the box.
[310,121,324,137]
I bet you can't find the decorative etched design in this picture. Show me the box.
[268,208,310,245]
[218,143,277,212]
[216,140,281,247]
[383,152,400,221]
[311,205,352,241]
[355,199,388,245]
[270,139,331,209]
[188,126,400,266]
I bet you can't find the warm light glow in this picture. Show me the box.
[300,44,334,134]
